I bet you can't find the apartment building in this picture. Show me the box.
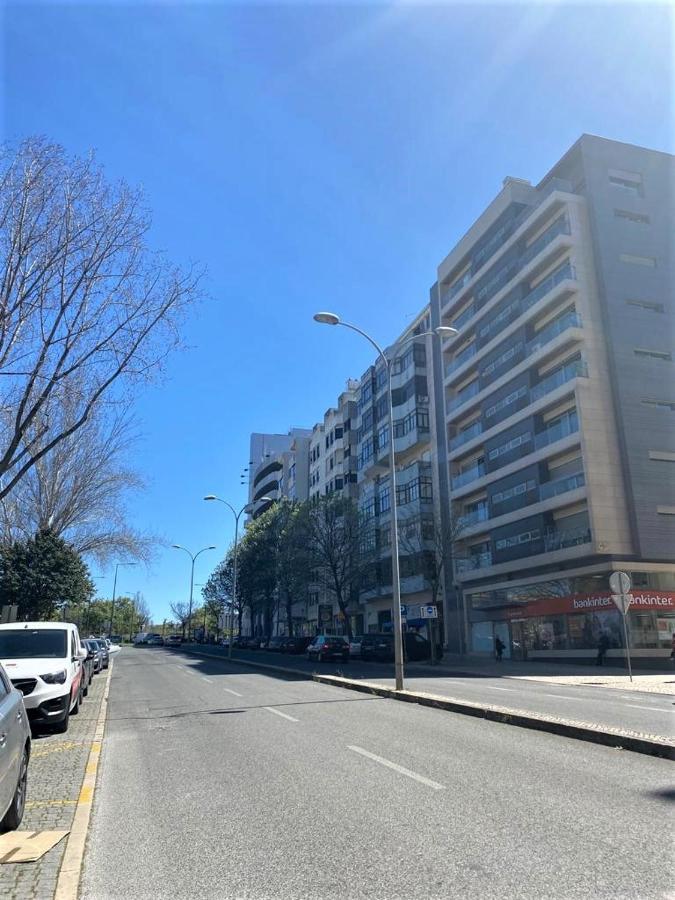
[431,134,674,664]
[352,309,446,637]
[248,428,312,520]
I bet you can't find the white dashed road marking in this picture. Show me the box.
[223,688,243,697]
[348,745,444,790]
[264,707,299,722]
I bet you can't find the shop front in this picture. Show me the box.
[466,573,675,667]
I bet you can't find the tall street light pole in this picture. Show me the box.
[109,563,136,637]
[313,312,457,691]
[172,544,216,641]
[203,495,273,658]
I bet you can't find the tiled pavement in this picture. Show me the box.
[0,667,110,900]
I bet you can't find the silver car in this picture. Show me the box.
[0,662,30,831]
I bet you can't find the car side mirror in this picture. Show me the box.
[77,650,87,662]
[86,650,94,660]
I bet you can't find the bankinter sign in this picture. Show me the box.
[505,591,675,619]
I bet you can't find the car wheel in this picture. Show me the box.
[1,746,28,832]
[53,707,70,734]
[71,691,80,716]
[83,683,89,698]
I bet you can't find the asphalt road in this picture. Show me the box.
[81,648,674,900]
[179,645,675,740]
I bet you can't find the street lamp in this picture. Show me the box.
[203,495,273,657]
[172,545,216,641]
[313,311,457,690]
[109,563,136,637]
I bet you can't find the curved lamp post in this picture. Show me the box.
[203,495,273,657]
[313,311,457,691]
[172,544,216,641]
[108,563,136,637]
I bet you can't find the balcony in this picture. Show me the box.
[458,506,489,528]
[451,461,486,490]
[539,471,585,502]
[441,270,473,307]
[455,551,493,573]
[526,311,582,356]
[446,343,478,378]
[534,410,579,450]
[530,359,588,403]
[451,303,477,330]
[447,380,480,413]
[519,215,570,270]
[449,420,483,452]
[543,526,592,552]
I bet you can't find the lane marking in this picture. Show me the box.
[487,686,516,692]
[202,678,214,684]
[181,666,197,675]
[348,745,444,790]
[624,704,671,713]
[223,688,242,697]
[264,706,299,722]
[541,693,579,701]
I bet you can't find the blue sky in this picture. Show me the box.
[3,1,673,622]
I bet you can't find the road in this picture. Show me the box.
[82,648,673,900]
[179,645,675,740]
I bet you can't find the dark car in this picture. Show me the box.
[84,640,103,674]
[265,636,287,652]
[283,636,312,654]
[165,634,182,648]
[360,632,432,662]
[307,635,349,663]
[92,639,109,669]
[109,634,123,645]
[247,637,263,650]
[79,642,94,698]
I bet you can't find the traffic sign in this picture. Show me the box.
[611,593,633,615]
[420,605,438,619]
[400,605,408,617]
[609,571,631,595]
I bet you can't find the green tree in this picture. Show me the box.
[0,529,94,620]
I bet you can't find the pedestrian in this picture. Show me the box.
[494,635,505,662]
[596,632,610,666]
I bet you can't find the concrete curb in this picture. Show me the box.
[313,674,675,761]
[54,661,113,900]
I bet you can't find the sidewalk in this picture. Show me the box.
[414,653,675,694]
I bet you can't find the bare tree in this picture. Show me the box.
[0,394,156,565]
[0,138,203,500]
[169,601,191,639]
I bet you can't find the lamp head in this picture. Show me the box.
[435,325,459,338]
[203,494,218,501]
[313,311,340,326]
[257,496,274,503]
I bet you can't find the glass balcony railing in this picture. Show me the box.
[441,270,473,307]
[530,359,588,403]
[543,526,591,552]
[449,420,483,452]
[521,261,576,317]
[539,471,585,501]
[526,311,581,356]
[451,303,477,330]
[534,412,579,450]
[458,507,490,528]
[451,462,487,490]
[446,343,478,377]
[456,551,493,573]
[519,215,571,270]
[447,380,480,413]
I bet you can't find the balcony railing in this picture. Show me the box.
[543,526,591,552]
[539,471,585,501]
[446,343,478,378]
[519,215,571,270]
[521,261,576,317]
[455,551,493,573]
[534,411,579,450]
[451,462,487,490]
[451,303,477,330]
[447,379,480,413]
[449,420,483,452]
[458,506,490,528]
[526,311,581,356]
[530,359,588,403]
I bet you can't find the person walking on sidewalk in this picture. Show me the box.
[495,635,505,662]
[596,632,610,666]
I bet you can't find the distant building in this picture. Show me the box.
[247,429,312,519]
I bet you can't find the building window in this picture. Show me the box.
[608,170,643,195]
[657,506,675,515]
[634,348,672,362]
[648,450,675,462]
[495,529,541,551]
[626,299,664,313]
[484,385,528,420]
[482,342,524,380]
[620,253,657,268]
[335,426,343,439]
[492,479,537,505]
[488,431,532,461]
[641,399,675,411]
[614,208,650,224]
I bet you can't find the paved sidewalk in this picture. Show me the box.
[0,669,109,900]
[414,653,675,694]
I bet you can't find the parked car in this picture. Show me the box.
[348,635,365,658]
[146,635,164,646]
[307,635,349,663]
[283,636,312,654]
[265,636,287,652]
[165,634,182,648]
[133,633,150,645]
[92,639,109,669]
[84,639,104,673]
[360,632,432,662]
[0,622,87,734]
[247,637,264,649]
[109,634,123,645]
[0,662,31,831]
[79,642,94,697]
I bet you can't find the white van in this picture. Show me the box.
[0,622,87,733]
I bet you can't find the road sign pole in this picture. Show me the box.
[621,612,633,682]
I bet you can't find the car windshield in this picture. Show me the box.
[0,629,68,659]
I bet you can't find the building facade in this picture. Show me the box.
[248,429,312,519]
[432,134,674,664]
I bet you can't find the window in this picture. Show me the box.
[641,399,675,411]
[649,450,675,462]
[620,253,656,267]
[495,529,540,551]
[626,299,664,313]
[334,426,343,439]
[614,209,650,224]
[492,479,536,505]
[608,170,643,195]
[334,477,344,491]
[484,385,528,420]
[380,486,391,513]
[488,431,532,461]
[482,341,523,379]
[634,348,672,362]
[657,506,675,515]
